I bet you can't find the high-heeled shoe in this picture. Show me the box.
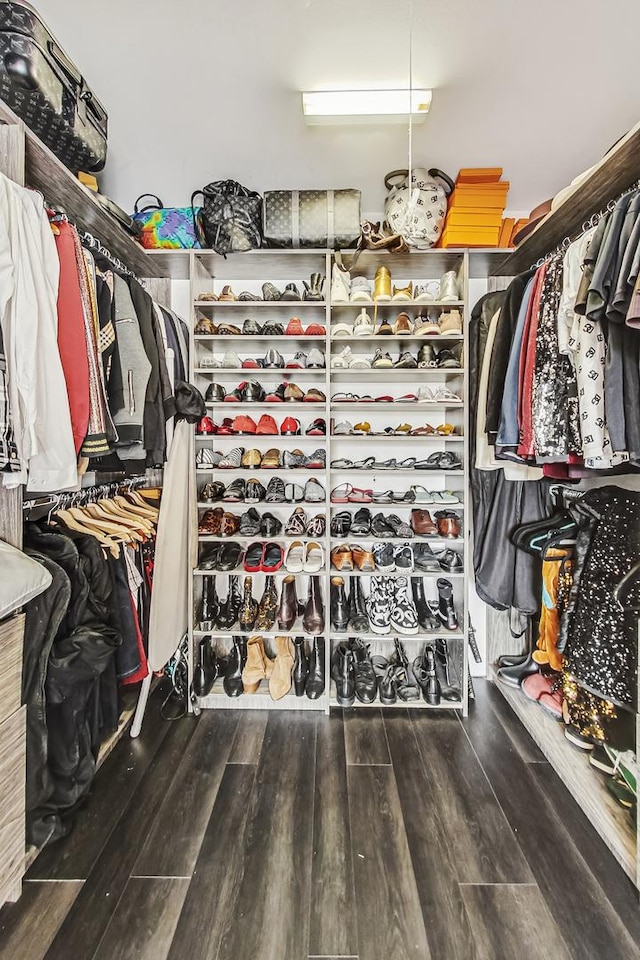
[242,635,273,692]
[199,576,219,629]
[255,575,278,630]
[293,636,309,696]
[239,576,258,631]
[270,635,295,700]
[306,636,325,699]
[223,635,246,697]
[277,574,299,630]
[217,575,241,630]
[303,575,325,634]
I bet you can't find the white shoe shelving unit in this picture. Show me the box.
[174,246,506,715]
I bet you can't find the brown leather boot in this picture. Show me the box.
[269,636,295,700]
[277,574,298,630]
[242,635,273,693]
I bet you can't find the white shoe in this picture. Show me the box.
[417,385,436,402]
[350,276,373,302]
[303,541,325,573]
[285,540,305,573]
[333,420,354,435]
[306,347,325,368]
[331,263,351,302]
[331,323,353,339]
[440,271,460,303]
[331,346,352,368]
[222,350,241,367]
[353,308,374,336]
[349,355,372,369]
[200,354,220,368]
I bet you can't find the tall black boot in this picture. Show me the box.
[306,636,326,699]
[434,637,461,701]
[193,636,218,696]
[411,576,438,630]
[424,645,441,705]
[348,577,369,632]
[331,642,355,706]
[331,576,349,631]
[437,577,459,631]
[199,576,219,629]
[217,575,241,630]
[223,635,246,697]
[293,636,310,696]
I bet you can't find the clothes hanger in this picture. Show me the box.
[98,498,155,536]
[79,502,144,542]
[53,508,122,558]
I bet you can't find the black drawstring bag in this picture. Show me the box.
[191,180,262,255]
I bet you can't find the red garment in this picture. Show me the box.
[517,264,546,459]
[54,221,90,454]
[121,588,150,686]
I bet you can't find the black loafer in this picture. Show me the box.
[355,659,378,703]
[199,544,224,570]
[261,512,283,537]
[262,321,285,336]
[218,542,244,571]
[222,478,246,501]
[350,507,372,536]
[205,383,226,402]
[371,513,395,538]
[280,283,301,301]
[437,548,463,572]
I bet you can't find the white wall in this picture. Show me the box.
[40,0,640,216]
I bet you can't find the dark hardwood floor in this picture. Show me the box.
[0,680,639,960]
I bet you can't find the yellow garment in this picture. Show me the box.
[533,547,573,673]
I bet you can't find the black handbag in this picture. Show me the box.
[191,180,262,255]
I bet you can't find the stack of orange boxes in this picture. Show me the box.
[440,168,510,247]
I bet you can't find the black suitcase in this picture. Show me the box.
[0,0,108,172]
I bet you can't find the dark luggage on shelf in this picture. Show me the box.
[0,0,108,172]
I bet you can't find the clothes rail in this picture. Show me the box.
[46,206,144,284]
[530,177,640,270]
[23,476,149,518]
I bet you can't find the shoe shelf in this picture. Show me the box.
[330,333,464,342]
[331,300,465,309]
[329,629,465,641]
[188,248,471,715]
[197,683,329,712]
[194,300,326,308]
[328,695,461,710]
[329,569,464,579]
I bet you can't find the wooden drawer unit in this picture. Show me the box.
[0,706,26,904]
[0,614,24,726]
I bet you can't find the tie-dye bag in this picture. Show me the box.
[132,194,201,249]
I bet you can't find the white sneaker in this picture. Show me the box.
[331,323,353,339]
[350,276,373,302]
[331,263,351,302]
[415,280,441,302]
[200,354,220,368]
[417,385,436,402]
[349,355,372,369]
[306,347,325,368]
[333,420,354,435]
[353,308,374,336]
[331,346,352,368]
[440,271,460,303]
[222,350,241,367]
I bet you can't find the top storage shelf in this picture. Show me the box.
[491,119,640,275]
[148,247,512,280]
[0,100,166,278]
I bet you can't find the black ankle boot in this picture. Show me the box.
[223,635,246,697]
[437,577,459,631]
[424,645,441,705]
[434,637,461,701]
[293,636,310,696]
[411,576,438,630]
[306,636,326,699]
[193,636,218,696]
[331,642,355,706]
[331,576,349,631]
[348,577,369,632]
[217,575,241,629]
[199,576,219,629]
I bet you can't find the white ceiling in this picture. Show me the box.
[43,0,640,217]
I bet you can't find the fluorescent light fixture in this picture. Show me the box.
[302,88,432,124]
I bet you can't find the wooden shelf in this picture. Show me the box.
[492,673,636,883]
[0,100,166,278]
[491,120,640,275]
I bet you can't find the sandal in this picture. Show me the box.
[331,544,354,571]
[436,423,456,436]
[331,458,356,469]
[392,489,416,504]
[394,423,412,435]
[415,452,445,470]
[331,483,352,503]
[410,485,435,503]
[285,506,307,536]
[347,487,373,503]
[372,489,394,503]
[433,386,462,403]
[410,425,436,436]
[331,392,360,402]
[353,457,376,469]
